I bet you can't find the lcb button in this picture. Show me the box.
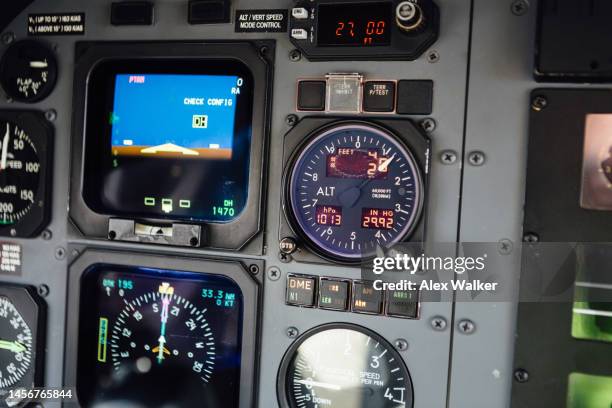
[286,275,317,307]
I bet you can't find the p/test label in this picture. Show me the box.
[235,9,288,33]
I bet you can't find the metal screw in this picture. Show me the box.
[286,114,298,127]
[440,150,457,165]
[1,32,15,45]
[37,284,50,298]
[511,0,529,16]
[54,247,66,260]
[248,264,260,275]
[394,339,408,351]
[514,368,529,383]
[44,109,57,122]
[286,327,299,339]
[279,252,293,263]
[289,49,302,62]
[458,319,476,334]
[259,45,269,56]
[420,118,436,133]
[427,50,440,63]
[498,238,513,255]
[41,230,52,240]
[71,249,80,258]
[523,233,539,243]
[431,316,447,331]
[9,228,16,237]
[468,151,486,166]
[267,266,281,281]
[531,96,548,112]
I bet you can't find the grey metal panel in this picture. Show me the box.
[450,1,534,407]
[0,0,472,407]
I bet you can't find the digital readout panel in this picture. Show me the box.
[317,2,392,47]
[77,266,243,407]
[111,74,239,160]
[82,59,254,222]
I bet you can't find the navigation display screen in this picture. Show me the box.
[77,266,243,407]
[111,74,239,160]
[82,59,254,222]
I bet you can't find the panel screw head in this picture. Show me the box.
[511,0,529,16]
[279,252,293,263]
[1,32,15,45]
[531,96,548,111]
[523,233,539,243]
[468,151,486,166]
[498,238,513,255]
[9,229,17,237]
[514,368,529,383]
[248,264,260,275]
[394,338,409,351]
[289,49,302,62]
[41,230,52,240]
[440,150,457,165]
[458,319,476,334]
[286,114,298,127]
[286,327,299,339]
[37,284,50,298]
[431,316,447,331]
[267,266,281,281]
[420,118,436,133]
[427,50,440,63]
[44,109,57,122]
[54,247,66,260]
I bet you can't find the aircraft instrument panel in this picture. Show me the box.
[0,0,610,407]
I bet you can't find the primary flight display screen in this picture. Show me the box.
[111,74,238,160]
[82,59,254,222]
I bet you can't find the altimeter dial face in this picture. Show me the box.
[286,123,423,262]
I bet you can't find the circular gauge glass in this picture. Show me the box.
[278,324,414,408]
[0,296,34,388]
[110,284,216,384]
[286,122,424,262]
[0,120,41,227]
[0,40,58,103]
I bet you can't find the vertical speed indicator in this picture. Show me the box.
[284,122,424,262]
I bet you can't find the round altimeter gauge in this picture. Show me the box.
[284,121,424,262]
[277,323,414,408]
[0,111,53,237]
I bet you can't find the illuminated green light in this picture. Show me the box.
[108,112,120,125]
[102,279,115,288]
[144,197,155,206]
[179,200,191,208]
[161,198,173,214]
[97,318,108,362]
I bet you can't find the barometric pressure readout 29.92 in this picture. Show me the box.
[286,122,424,262]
